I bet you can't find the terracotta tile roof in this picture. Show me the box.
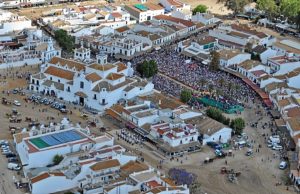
[116,62,127,72]
[115,26,130,33]
[231,24,268,38]
[44,66,75,80]
[120,161,149,175]
[31,172,50,184]
[154,15,195,27]
[218,49,243,60]
[111,12,122,18]
[14,132,29,144]
[238,59,261,70]
[251,70,266,77]
[161,177,176,186]
[106,73,124,80]
[277,98,291,107]
[89,63,116,71]
[252,45,267,54]
[85,73,102,82]
[287,107,300,117]
[196,36,216,45]
[147,180,161,188]
[287,117,300,131]
[90,159,120,171]
[49,57,85,71]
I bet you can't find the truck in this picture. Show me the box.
[7,163,21,171]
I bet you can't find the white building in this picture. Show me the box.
[267,54,300,74]
[218,49,251,67]
[191,13,221,25]
[272,39,300,58]
[159,0,190,12]
[29,50,153,111]
[0,36,61,68]
[149,122,199,148]
[0,10,33,35]
[124,3,165,23]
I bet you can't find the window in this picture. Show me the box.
[37,80,39,86]
[67,86,70,92]
[58,79,60,83]
[80,81,84,89]
[50,77,52,81]
[93,94,97,100]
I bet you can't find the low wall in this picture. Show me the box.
[0,58,41,69]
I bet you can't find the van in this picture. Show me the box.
[279,161,287,170]
[7,163,21,171]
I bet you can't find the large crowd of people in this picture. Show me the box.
[131,47,257,108]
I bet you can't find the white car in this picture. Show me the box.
[13,100,21,106]
[272,145,283,150]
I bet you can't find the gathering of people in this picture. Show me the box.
[131,47,257,109]
[116,128,144,145]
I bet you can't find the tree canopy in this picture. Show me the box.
[54,29,74,53]
[224,0,250,15]
[192,4,208,15]
[180,89,192,103]
[256,0,278,18]
[136,60,158,78]
[209,50,220,71]
[53,154,64,165]
[230,117,245,134]
[168,168,197,186]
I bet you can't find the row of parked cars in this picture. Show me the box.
[28,95,68,113]
[0,140,21,171]
[267,135,283,151]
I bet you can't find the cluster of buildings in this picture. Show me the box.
[106,94,232,156]
[29,47,153,111]
[13,119,189,194]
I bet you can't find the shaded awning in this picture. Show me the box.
[75,91,88,98]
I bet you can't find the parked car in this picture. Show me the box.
[246,149,253,156]
[13,100,21,106]
[272,145,283,150]
[2,150,12,155]
[8,157,18,163]
[6,153,16,158]
[7,163,21,171]
[279,161,287,170]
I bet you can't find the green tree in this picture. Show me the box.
[210,51,220,71]
[53,154,64,165]
[280,0,300,30]
[136,60,158,78]
[230,117,245,134]
[180,89,192,103]
[256,0,278,19]
[224,0,250,15]
[54,29,74,53]
[192,4,208,15]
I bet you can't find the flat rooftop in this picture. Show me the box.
[29,130,85,149]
